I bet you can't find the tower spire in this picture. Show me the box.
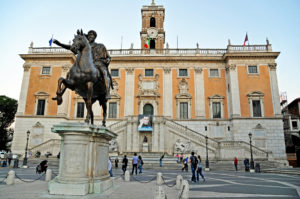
[152,0,155,6]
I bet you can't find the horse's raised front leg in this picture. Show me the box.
[52,77,67,105]
[84,82,94,124]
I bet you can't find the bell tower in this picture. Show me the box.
[140,0,165,49]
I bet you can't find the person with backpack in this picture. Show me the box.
[138,155,144,174]
[196,155,205,182]
[122,155,128,174]
[189,151,198,182]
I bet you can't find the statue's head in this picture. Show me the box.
[87,30,97,43]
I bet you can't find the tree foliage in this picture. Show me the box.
[0,95,18,151]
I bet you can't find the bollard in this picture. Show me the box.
[125,170,130,182]
[45,169,52,182]
[176,175,183,189]
[6,170,15,185]
[156,172,163,186]
[181,180,189,199]
[154,185,165,199]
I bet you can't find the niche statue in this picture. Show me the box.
[52,29,113,126]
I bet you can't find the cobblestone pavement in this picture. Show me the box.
[0,164,300,199]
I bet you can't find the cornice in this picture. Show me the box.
[223,52,280,61]
[19,53,76,61]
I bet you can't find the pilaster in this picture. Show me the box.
[194,67,205,118]
[124,68,135,116]
[226,65,241,117]
[163,68,172,117]
[57,65,70,117]
[16,63,31,115]
[268,63,281,116]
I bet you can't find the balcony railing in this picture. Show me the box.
[28,44,272,55]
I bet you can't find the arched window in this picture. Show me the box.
[150,17,156,27]
[150,39,155,49]
[143,104,153,115]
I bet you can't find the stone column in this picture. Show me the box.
[268,63,281,117]
[227,65,241,117]
[124,68,135,116]
[163,68,172,117]
[194,67,205,118]
[16,63,31,115]
[57,65,70,117]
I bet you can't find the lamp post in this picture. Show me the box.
[23,130,30,167]
[205,135,210,171]
[248,132,255,172]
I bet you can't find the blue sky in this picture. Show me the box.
[0,0,299,103]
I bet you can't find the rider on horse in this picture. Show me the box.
[53,30,113,102]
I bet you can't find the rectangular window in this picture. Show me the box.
[248,66,258,74]
[76,102,85,118]
[108,102,117,118]
[252,100,262,117]
[179,69,188,77]
[111,69,119,77]
[145,69,154,77]
[36,100,45,115]
[42,66,51,75]
[180,102,188,119]
[292,121,298,130]
[212,102,221,118]
[210,69,219,77]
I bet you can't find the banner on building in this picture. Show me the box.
[138,115,153,132]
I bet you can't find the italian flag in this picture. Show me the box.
[144,38,150,48]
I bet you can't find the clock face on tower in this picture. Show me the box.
[147,27,158,39]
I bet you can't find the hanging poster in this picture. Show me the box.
[138,114,153,132]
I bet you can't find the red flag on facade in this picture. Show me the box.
[244,33,248,46]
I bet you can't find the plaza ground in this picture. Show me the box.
[0,159,300,199]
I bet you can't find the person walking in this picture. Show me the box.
[182,157,188,172]
[7,151,12,166]
[138,155,144,174]
[131,153,138,175]
[115,157,119,168]
[108,157,113,177]
[190,152,198,182]
[234,157,238,171]
[159,153,165,167]
[176,154,179,163]
[122,155,128,174]
[196,155,205,182]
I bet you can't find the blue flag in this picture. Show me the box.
[49,35,53,46]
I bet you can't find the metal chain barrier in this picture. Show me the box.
[0,174,8,183]
[15,172,45,183]
[161,176,176,187]
[178,185,185,199]
[131,175,157,183]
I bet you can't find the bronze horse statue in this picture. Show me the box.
[53,30,108,126]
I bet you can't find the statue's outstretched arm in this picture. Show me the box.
[53,39,71,50]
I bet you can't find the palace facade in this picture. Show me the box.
[12,2,287,163]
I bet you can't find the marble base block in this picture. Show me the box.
[142,143,149,152]
[48,122,117,196]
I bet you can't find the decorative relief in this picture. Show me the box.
[225,64,236,71]
[174,139,192,153]
[23,63,31,72]
[194,67,203,74]
[109,139,118,152]
[268,63,277,70]
[178,78,188,94]
[110,80,120,99]
[163,67,171,74]
[125,68,134,74]
[62,64,70,72]
[137,74,160,97]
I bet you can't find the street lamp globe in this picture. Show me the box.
[248,132,252,139]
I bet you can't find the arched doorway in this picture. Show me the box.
[150,17,156,27]
[143,103,153,115]
[150,39,155,49]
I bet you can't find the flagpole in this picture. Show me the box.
[177,35,178,49]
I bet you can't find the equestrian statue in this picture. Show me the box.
[52,29,113,126]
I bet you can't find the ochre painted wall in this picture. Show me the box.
[238,65,274,117]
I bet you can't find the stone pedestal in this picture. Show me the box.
[142,142,149,152]
[48,122,117,196]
